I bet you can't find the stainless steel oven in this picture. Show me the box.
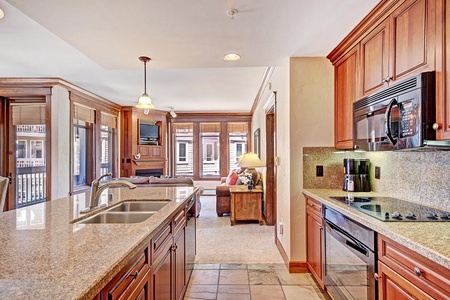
[324,206,377,300]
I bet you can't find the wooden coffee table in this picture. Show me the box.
[229,186,263,226]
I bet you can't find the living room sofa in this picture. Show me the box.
[119,176,203,217]
[216,169,262,217]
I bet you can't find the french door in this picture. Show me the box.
[6,100,50,210]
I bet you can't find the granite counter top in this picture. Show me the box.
[0,186,198,299]
[303,189,450,270]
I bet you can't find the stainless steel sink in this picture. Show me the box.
[77,212,155,224]
[106,201,170,212]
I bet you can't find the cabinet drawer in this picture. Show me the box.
[173,208,186,235]
[101,245,150,300]
[378,234,450,299]
[152,222,172,259]
[306,197,322,216]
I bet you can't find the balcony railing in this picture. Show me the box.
[16,125,46,133]
[17,158,45,168]
[16,166,46,208]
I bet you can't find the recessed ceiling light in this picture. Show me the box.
[224,53,241,61]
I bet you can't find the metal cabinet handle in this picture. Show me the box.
[382,76,393,84]
[414,267,422,276]
[129,270,139,278]
[309,203,314,207]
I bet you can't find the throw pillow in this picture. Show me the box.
[225,171,238,185]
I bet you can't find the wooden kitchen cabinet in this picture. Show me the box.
[334,44,360,149]
[305,197,324,289]
[377,234,450,300]
[100,244,151,300]
[150,207,187,300]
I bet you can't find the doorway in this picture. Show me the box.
[265,92,277,226]
[1,94,51,211]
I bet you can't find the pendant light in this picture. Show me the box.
[136,56,155,109]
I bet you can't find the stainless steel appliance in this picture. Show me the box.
[324,206,377,300]
[343,159,371,192]
[353,71,450,151]
[330,196,450,222]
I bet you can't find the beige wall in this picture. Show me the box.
[51,86,71,198]
[252,57,334,262]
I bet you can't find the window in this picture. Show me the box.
[177,142,187,163]
[73,103,95,188]
[100,112,117,178]
[173,123,193,176]
[200,123,220,177]
[30,140,44,158]
[16,140,27,158]
[228,122,248,170]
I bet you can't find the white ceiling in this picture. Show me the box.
[0,0,379,112]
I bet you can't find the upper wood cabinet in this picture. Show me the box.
[329,0,440,148]
[334,45,360,149]
[362,0,435,96]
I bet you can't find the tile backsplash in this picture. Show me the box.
[303,147,450,210]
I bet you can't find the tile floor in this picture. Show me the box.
[184,263,331,300]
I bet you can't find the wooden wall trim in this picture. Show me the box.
[276,236,290,270]
[251,66,275,115]
[174,113,251,123]
[327,0,400,63]
[0,77,121,111]
[275,237,309,273]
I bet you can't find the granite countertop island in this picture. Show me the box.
[0,186,198,299]
[303,189,450,270]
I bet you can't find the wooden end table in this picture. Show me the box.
[229,186,263,226]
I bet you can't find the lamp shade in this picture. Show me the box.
[237,152,265,168]
[136,93,155,109]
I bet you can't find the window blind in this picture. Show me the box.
[200,123,221,133]
[172,123,193,133]
[227,122,248,133]
[12,104,46,125]
[74,103,95,123]
[101,112,117,128]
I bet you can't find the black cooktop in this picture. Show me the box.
[329,196,450,222]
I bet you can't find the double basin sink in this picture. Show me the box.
[75,201,170,224]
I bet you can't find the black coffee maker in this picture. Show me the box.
[343,158,371,192]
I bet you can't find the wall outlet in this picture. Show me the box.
[375,166,381,179]
[279,222,284,235]
[316,165,324,177]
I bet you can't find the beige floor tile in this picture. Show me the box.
[282,285,323,300]
[217,285,250,300]
[190,270,220,285]
[184,284,217,300]
[250,285,285,300]
[220,263,248,270]
[219,269,249,285]
[248,269,280,285]
[276,270,313,285]
[194,263,221,270]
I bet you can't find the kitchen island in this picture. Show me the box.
[0,186,199,299]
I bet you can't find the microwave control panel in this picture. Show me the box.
[400,100,416,137]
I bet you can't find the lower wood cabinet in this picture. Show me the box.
[100,245,151,300]
[305,197,324,289]
[377,234,450,300]
[98,206,189,300]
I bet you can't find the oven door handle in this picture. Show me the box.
[385,98,398,146]
[325,221,369,258]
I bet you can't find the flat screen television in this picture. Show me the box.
[140,123,160,143]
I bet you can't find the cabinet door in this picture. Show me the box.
[174,227,186,300]
[361,19,390,96]
[151,240,173,300]
[378,262,433,300]
[437,0,450,140]
[390,0,435,81]
[335,45,360,149]
[306,208,324,289]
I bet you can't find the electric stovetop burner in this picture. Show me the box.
[329,196,450,222]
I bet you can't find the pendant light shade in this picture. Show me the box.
[136,56,155,109]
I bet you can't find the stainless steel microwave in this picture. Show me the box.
[353,72,450,151]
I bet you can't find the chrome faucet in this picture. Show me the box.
[80,173,137,213]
